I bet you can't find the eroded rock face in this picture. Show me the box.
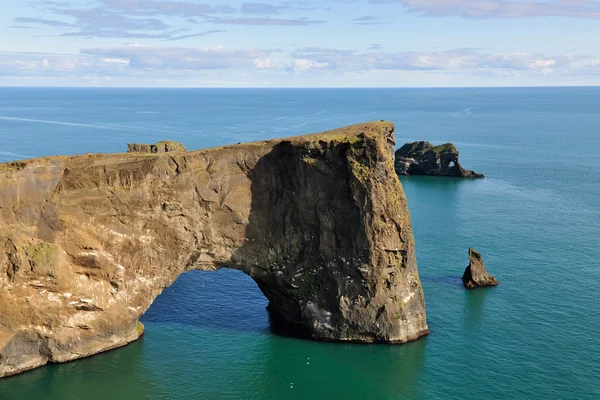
[0,122,429,378]
[395,141,484,178]
[462,248,499,289]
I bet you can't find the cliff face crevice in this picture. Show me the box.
[0,122,428,378]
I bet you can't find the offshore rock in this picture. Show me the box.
[395,141,484,178]
[462,248,499,289]
[127,140,186,153]
[0,122,428,378]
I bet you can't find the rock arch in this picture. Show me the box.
[0,122,428,378]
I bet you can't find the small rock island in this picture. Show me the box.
[395,141,484,178]
[0,122,429,378]
[462,248,499,289]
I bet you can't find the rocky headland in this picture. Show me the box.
[395,141,484,178]
[0,122,429,378]
[462,248,499,289]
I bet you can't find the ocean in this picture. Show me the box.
[0,87,598,400]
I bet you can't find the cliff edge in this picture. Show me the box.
[0,122,428,378]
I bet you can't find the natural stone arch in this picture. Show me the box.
[0,122,428,378]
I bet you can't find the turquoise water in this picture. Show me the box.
[0,88,599,399]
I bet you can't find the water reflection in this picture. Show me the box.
[464,287,494,325]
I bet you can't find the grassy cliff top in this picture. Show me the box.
[212,121,394,149]
[431,143,458,154]
[396,141,459,157]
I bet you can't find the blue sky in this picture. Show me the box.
[1,0,600,87]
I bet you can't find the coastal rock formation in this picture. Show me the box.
[462,248,499,289]
[127,140,186,153]
[394,141,484,178]
[0,122,429,378]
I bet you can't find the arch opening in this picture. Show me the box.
[141,269,270,334]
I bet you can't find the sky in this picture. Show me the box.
[1,0,600,87]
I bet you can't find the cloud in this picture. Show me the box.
[13,17,74,27]
[0,46,594,84]
[16,2,226,39]
[22,5,177,38]
[80,45,274,70]
[240,3,290,14]
[369,0,600,19]
[353,16,378,21]
[208,16,325,25]
[239,2,323,14]
[368,44,382,50]
[0,51,124,77]
[289,47,592,72]
[290,59,329,72]
[351,15,390,24]
[54,7,170,30]
[97,0,235,16]
[167,30,226,41]
[16,0,326,38]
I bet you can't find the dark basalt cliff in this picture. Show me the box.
[395,141,484,178]
[0,122,428,378]
[462,248,498,289]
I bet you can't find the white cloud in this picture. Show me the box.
[0,52,132,79]
[290,48,592,72]
[0,47,596,85]
[291,59,329,71]
[80,45,274,70]
[100,58,130,65]
[370,0,600,19]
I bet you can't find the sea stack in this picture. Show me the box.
[462,248,498,289]
[394,141,483,178]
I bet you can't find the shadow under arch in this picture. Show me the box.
[141,269,270,335]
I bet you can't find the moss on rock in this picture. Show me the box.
[24,242,59,277]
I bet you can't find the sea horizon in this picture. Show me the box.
[1,85,600,89]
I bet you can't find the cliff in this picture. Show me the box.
[0,122,428,378]
[395,141,484,178]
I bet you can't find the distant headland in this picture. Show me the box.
[395,141,484,178]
